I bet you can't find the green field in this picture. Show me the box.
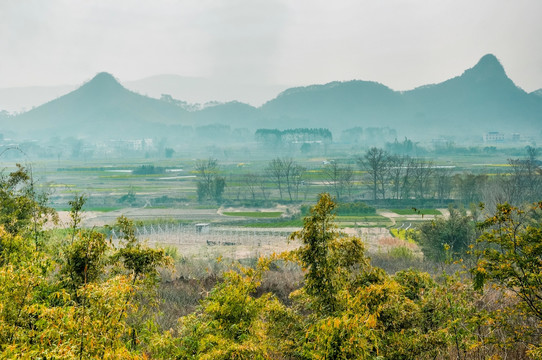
[223,211,283,218]
[243,219,305,228]
[336,215,390,222]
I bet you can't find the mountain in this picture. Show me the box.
[261,54,542,137]
[260,80,403,129]
[0,75,287,113]
[4,54,542,142]
[401,54,542,135]
[9,73,190,139]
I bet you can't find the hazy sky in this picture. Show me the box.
[2,0,542,92]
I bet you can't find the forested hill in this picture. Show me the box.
[5,54,542,140]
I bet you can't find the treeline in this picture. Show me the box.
[199,145,542,208]
[358,146,542,207]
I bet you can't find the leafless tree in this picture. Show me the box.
[387,154,408,200]
[242,173,259,201]
[411,158,434,199]
[284,160,305,201]
[357,147,390,201]
[434,167,454,202]
[323,162,354,202]
[266,158,286,200]
[455,173,487,205]
[266,158,305,201]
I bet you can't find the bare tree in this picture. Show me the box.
[323,162,354,202]
[266,158,286,200]
[243,173,259,201]
[258,175,269,201]
[411,158,434,199]
[434,167,454,203]
[357,148,390,201]
[400,156,416,200]
[194,158,225,203]
[284,159,305,201]
[387,154,408,200]
[455,173,487,205]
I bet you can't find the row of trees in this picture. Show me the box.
[194,145,541,208]
[360,147,453,202]
[360,146,542,205]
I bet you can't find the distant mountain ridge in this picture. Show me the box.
[3,54,542,141]
[260,54,542,137]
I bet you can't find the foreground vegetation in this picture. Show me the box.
[1,165,542,358]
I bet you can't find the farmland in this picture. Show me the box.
[4,146,528,263]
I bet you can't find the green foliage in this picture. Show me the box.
[112,216,171,284]
[0,176,171,358]
[222,211,282,218]
[394,269,435,301]
[388,246,416,261]
[0,164,56,246]
[156,258,279,359]
[302,201,376,216]
[3,164,542,359]
[164,147,175,158]
[287,193,454,359]
[389,228,416,243]
[415,205,477,262]
[61,229,108,291]
[290,193,367,314]
[336,201,376,215]
[473,202,542,321]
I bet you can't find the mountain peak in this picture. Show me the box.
[463,54,507,81]
[77,72,125,97]
[87,72,122,87]
[474,54,504,71]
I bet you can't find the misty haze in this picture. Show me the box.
[1,1,542,358]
